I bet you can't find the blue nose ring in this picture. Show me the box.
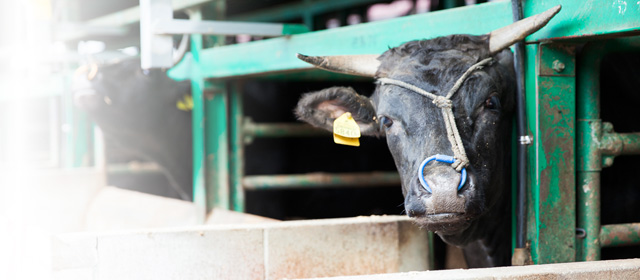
[418,154,467,193]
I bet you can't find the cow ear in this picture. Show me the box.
[295,86,382,136]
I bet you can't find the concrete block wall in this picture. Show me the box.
[52,216,430,280]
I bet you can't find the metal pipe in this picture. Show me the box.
[243,119,329,142]
[601,130,640,156]
[600,223,640,248]
[243,172,400,190]
[511,0,528,258]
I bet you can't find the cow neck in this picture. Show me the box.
[377,57,494,172]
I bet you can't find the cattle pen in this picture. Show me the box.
[2,0,640,279]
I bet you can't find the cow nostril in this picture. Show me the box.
[405,198,426,218]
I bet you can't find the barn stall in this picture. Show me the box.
[1,0,640,279]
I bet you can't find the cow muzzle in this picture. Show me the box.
[405,160,466,217]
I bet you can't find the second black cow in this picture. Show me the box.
[74,58,193,200]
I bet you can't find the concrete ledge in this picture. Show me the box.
[52,216,430,280]
[304,258,640,280]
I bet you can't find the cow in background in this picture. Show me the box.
[73,57,193,200]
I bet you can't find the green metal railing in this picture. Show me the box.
[576,36,640,262]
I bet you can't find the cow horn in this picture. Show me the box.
[296,53,380,77]
[489,5,561,54]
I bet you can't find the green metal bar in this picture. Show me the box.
[243,119,328,141]
[575,35,640,261]
[526,43,576,264]
[190,10,207,218]
[169,0,640,81]
[170,1,513,80]
[228,0,384,23]
[601,131,640,156]
[204,1,230,211]
[599,223,640,248]
[205,82,230,210]
[243,172,400,190]
[576,120,602,262]
[230,81,244,212]
[523,1,640,42]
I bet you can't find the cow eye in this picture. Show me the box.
[484,95,501,111]
[379,116,393,129]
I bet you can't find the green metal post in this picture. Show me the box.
[525,43,576,264]
[190,9,207,218]
[576,42,603,261]
[575,36,640,261]
[230,81,244,212]
[205,82,230,210]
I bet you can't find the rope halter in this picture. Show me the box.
[377,57,494,192]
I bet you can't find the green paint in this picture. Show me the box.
[523,0,640,42]
[282,24,310,35]
[524,43,540,263]
[526,43,576,264]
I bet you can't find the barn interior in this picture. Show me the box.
[1,0,640,279]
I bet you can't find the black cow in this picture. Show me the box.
[73,58,193,200]
[295,6,561,267]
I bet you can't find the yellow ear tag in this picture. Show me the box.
[176,95,194,111]
[333,112,361,147]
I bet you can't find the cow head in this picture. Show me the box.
[72,57,193,200]
[296,6,559,237]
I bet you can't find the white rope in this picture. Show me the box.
[378,57,494,172]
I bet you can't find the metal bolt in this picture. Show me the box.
[552,60,565,73]
[603,157,614,167]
